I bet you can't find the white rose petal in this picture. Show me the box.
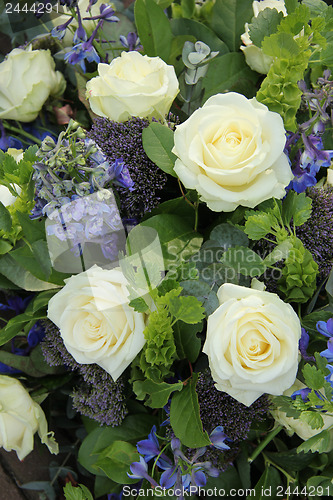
[86,51,179,122]
[0,376,58,460]
[271,380,333,450]
[0,47,66,122]
[173,92,293,212]
[47,265,146,380]
[203,283,301,406]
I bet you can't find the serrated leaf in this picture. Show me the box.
[168,294,205,324]
[170,374,211,448]
[133,379,183,408]
[0,201,12,233]
[297,429,330,453]
[300,411,324,429]
[244,211,276,240]
[129,297,149,313]
[263,239,292,266]
[180,280,219,316]
[63,483,93,500]
[292,193,312,226]
[142,123,177,177]
[261,32,300,58]
[248,8,284,48]
[16,212,46,243]
[221,246,266,277]
[302,363,325,391]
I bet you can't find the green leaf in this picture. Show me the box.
[299,411,324,430]
[210,222,249,250]
[173,320,202,362]
[210,0,253,52]
[0,201,12,233]
[251,466,281,500]
[140,214,203,269]
[0,254,60,291]
[297,429,330,454]
[10,241,51,282]
[168,294,205,324]
[142,123,177,177]
[171,18,229,54]
[248,8,284,48]
[265,449,313,472]
[31,289,58,314]
[64,483,93,500]
[170,373,211,448]
[133,379,183,407]
[180,279,219,316]
[261,32,300,58]
[302,0,330,17]
[78,414,157,476]
[94,441,139,484]
[221,246,266,277]
[302,363,325,391]
[0,240,12,255]
[0,350,46,377]
[181,0,195,18]
[203,52,258,102]
[284,0,298,14]
[244,211,276,240]
[302,310,333,335]
[134,0,173,62]
[292,193,312,227]
[16,212,46,243]
[263,240,292,266]
[129,297,149,313]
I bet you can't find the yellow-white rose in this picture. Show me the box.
[203,283,301,406]
[240,0,287,74]
[0,47,66,122]
[173,92,293,212]
[47,265,146,380]
[0,375,58,460]
[86,51,179,122]
[271,380,333,450]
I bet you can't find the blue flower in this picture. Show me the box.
[320,338,333,363]
[64,41,100,73]
[127,456,158,486]
[27,321,46,348]
[209,426,230,451]
[317,318,333,338]
[136,425,160,461]
[299,328,315,362]
[119,32,141,51]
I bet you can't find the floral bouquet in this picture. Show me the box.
[0,0,333,498]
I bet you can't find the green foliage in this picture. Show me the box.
[167,294,205,324]
[210,0,253,52]
[78,414,157,476]
[244,211,277,240]
[221,245,266,278]
[0,202,12,233]
[170,18,229,54]
[173,320,203,362]
[133,379,183,408]
[94,441,139,483]
[248,8,284,48]
[170,373,211,448]
[303,363,325,391]
[203,52,258,101]
[134,0,173,62]
[282,191,312,227]
[209,222,249,249]
[278,236,318,303]
[180,279,219,315]
[251,466,281,500]
[63,483,93,500]
[142,123,177,177]
[297,429,331,454]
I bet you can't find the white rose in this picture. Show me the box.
[240,0,287,74]
[0,375,58,460]
[327,168,333,186]
[0,47,66,122]
[86,51,179,122]
[203,283,301,406]
[173,92,293,212]
[271,380,333,450]
[47,265,146,380]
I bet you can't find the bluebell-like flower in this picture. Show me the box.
[136,425,160,461]
[83,3,119,22]
[209,426,230,451]
[320,338,333,363]
[299,328,315,362]
[128,456,158,486]
[291,387,312,402]
[27,321,46,348]
[119,32,141,51]
[64,40,100,72]
[317,318,333,338]
[51,17,73,40]
[160,466,178,488]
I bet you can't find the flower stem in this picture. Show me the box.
[248,425,283,464]
[3,123,42,146]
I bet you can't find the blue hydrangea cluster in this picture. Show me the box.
[87,117,168,219]
[40,319,127,426]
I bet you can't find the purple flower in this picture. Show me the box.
[27,322,46,348]
[321,338,333,363]
[64,41,100,72]
[209,426,230,451]
[291,388,312,402]
[51,17,73,40]
[136,425,160,462]
[317,318,333,338]
[84,3,119,22]
[119,32,142,51]
[128,457,158,486]
[299,328,315,362]
[160,466,178,488]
